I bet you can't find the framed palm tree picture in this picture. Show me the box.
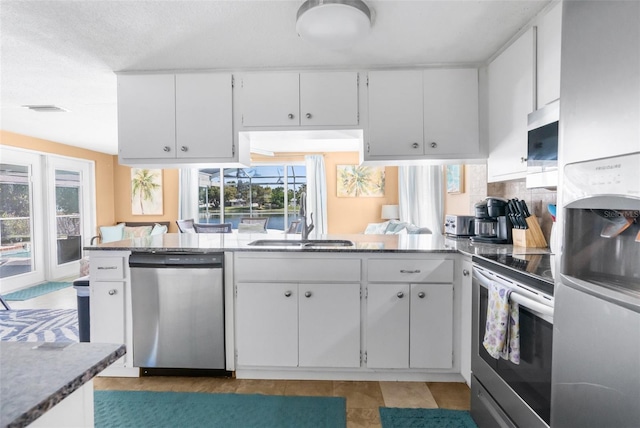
[131,168,163,215]
[337,165,385,197]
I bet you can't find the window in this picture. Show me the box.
[197,165,306,231]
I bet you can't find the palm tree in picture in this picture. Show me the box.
[131,169,160,215]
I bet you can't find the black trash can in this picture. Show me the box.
[73,276,90,342]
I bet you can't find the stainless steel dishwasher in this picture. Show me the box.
[129,252,225,374]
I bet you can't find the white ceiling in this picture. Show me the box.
[0,0,551,155]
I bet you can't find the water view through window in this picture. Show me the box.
[198,166,306,231]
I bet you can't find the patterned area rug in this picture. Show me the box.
[0,309,79,342]
[2,281,72,301]
[94,391,346,428]
[380,408,478,428]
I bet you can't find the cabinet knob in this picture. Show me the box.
[411,142,419,149]
[108,289,117,296]
[418,291,426,299]
[463,269,470,276]
[304,291,312,298]
[163,146,171,152]
[430,142,437,148]
[305,113,312,119]
[284,290,292,297]
[288,113,295,119]
[521,157,528,163]
[180,146,188,152]
[397,291,404,298]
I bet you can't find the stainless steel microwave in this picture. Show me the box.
[526,99,559,188]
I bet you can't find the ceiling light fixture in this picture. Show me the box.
[296,0,371,50]
[22,105,69,113]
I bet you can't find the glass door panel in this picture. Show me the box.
[55,169,82,265]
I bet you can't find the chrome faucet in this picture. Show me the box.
[299,192,314,240]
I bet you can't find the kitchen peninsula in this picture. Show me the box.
[85,233,542,384]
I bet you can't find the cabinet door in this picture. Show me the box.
[409,283,453,369]
[367,70,424,157]
[90,281,125,345]
[423,69,479,156]
[537,2,562,109]
[366,283,410,369]
[298,283,360,368]
[460,259,473,385]
[235,283,298,367]
[117,74,176,159]
[175,73,233,159]
[487,28,535,182]
[300,72,359,126]
[240,73,299,127]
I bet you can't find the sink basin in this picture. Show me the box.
[248,239,354,247]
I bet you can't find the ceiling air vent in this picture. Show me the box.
[22,105,69,113]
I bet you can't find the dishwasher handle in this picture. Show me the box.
[129,253,224,268]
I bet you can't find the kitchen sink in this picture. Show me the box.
[247,239,354,247]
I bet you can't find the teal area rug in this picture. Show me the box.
[94,390,346,428]
[380,408,478,428]
[2,281,72,301]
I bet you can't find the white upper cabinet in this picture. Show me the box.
[239,71,359,127]
[536,2,562,108]
[366,69,479,160]
[423,68,479,156]
[487,28,535,182]
[118,73,241,165]
[367,70,425,157]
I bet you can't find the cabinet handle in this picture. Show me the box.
[418,292,426,299]
[400,269,421,274]
[304,291,312,298]
[397,291,404,298]
[163,146,171,152]
[288,113,295,119]
[430,142,437,148]
[521,157,528,163]
[284,290,292,297]
[411,142,419,149]
[305,113,312,119]
[108,289,117,296]
[180,146,188,152]
[463,269,470,276]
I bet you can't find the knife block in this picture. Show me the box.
[512,215,548,248]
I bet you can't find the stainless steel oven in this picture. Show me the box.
[471,258,554,428]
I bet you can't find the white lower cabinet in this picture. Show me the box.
[90,281,125,346]
[366,283,453,369]
[235,282,360,368]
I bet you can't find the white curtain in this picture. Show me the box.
[304,155,328,235]
[179,168,199,222]
[398,165,444,235]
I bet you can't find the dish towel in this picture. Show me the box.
[483,282,520,364]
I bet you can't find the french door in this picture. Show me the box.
[0,147,95,293]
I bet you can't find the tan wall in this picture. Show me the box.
[0,131,117,233]
[325,152,398,234]
[444,164,488,216]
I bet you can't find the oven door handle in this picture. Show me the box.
[475,267,554,321]
[510,292,554,320]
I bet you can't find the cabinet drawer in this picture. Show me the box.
[90,257,126,280]
[368,259,453,283]
[236,257,361,282]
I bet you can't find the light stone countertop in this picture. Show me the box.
[0,342,125,428]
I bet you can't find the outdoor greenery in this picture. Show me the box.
[0,182,31,244]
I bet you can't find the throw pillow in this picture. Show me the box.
[364,221,390,234]
[385,220,408,234]
[123,225,153,239]
[150,223,168,235]
[238,223,267,233]
[99,223,125,243]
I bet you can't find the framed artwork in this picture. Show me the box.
[131,168,163,215]
[337,165,385,197]
[446,164,464,194]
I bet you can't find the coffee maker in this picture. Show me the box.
[470,197,512,244]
